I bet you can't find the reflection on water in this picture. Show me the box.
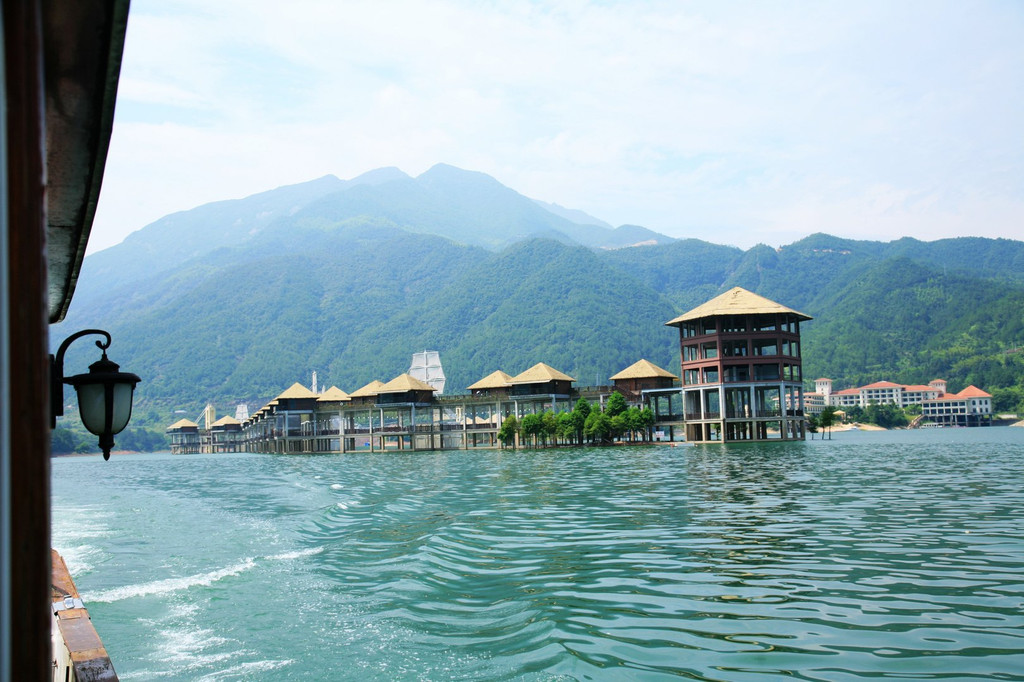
[53,428,1024,680]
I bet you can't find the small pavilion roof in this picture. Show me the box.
[665,287,811,326]
[210,415,241,427]
[349,380,386,398]
[167,418,198,431]
[609,359,678,381]
[317,386,351,402]
[379,373,436,394]
[511,363,575,384]
[467,370,514,390]
[275,382,318,400]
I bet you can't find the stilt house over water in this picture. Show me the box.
[666,287,811,443]
[169,288,815,452]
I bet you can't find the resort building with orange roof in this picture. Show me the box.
[812,377,993,426]
[922,386,993,426]
[816,377,946,409]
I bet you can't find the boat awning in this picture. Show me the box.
[44,0,130,322]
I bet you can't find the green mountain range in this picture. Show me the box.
[59,165,1024,436]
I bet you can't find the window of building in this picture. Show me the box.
[753,363,780,381]
[680,321,698,338]
[683,344,699,362]
[723,340,748,357]
[722,315,746,333]
[701,342,718,359]
[701,319,717,335]
[683,369,700,385]
[752,316,777,332]
[723,365,750,382]
[752,339,778,356]
[703,367,719,383]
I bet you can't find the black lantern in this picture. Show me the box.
[51,329,141,460]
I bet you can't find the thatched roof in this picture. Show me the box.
[275,382,318,400]
[317,386,351,402]
[609,359,678,381]
[467,370,513,390]
[210,415,241,427]
[349,380,386,398]
[379,373,436,394]
[166,418,198,431]
[666,287,811,326]
[511,363,575,384]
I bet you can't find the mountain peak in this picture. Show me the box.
[348,166,410,186]
[417,163,506,190]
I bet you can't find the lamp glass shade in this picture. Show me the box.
[75,382,108,435]
[75,381,135,435]
[109,382,136,433]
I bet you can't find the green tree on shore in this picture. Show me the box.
[498,414,518,448]
[819,407,837,440]
[806,413,819,439]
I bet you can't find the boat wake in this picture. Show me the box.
[86,547,323,603]
[87,559,257,603]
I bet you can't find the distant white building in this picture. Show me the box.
[816,378,993,426]
[820,379,944,408]
[815,377,833,398]
[922,386,993,426]
[802,391,827,415]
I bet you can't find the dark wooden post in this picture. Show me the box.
[4,1,53,678]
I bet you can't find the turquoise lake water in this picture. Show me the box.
[52,428,1024,681]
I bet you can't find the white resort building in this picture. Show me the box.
[809,377,993,426]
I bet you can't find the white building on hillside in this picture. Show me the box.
[922,386,993,426]
[821,379,945,408]
[816,378,993,426]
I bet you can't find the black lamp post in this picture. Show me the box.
[51,329,141,460]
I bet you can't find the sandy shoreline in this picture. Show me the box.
[825,422,888,433]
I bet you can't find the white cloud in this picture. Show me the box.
[89,0,1024,253]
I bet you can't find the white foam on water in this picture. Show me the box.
[52,504,117,574]
[153,625,234,670]
[86,558,256,603]
[54,543,104,575]
[117,670,171,680]
[267,546,323,561]
[85,547,323,603]
[330,483,343,489]
[197,659,295,681]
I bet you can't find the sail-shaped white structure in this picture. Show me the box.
[409,350,446,394]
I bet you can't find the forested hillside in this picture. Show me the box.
[57,168,1024,446]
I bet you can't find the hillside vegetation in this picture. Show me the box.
[57,166,1024,448]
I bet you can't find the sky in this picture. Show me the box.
[88,0,1024,253]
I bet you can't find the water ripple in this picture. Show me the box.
[52,429,1024,680]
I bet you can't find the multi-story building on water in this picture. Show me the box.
[665,287,811,443]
